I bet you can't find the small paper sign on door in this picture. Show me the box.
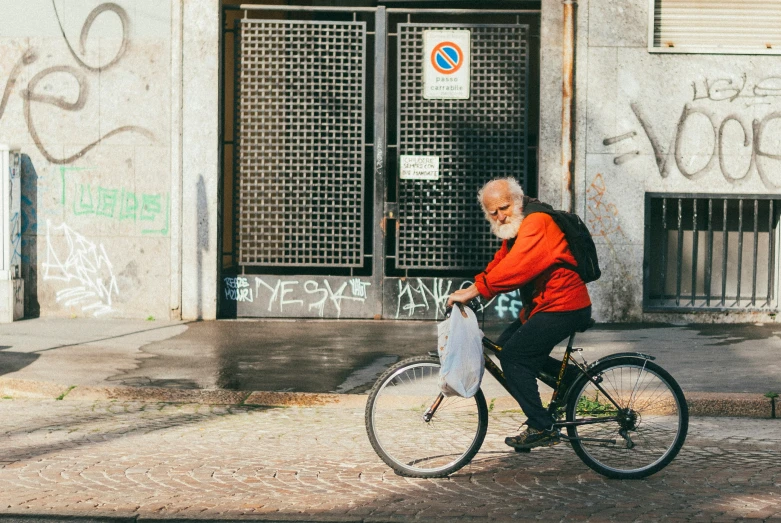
[400,155,440,181]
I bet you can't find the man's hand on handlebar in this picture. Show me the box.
[446,284,480,309]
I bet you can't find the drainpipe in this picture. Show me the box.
[561,0,577,213]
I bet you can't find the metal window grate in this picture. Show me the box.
[645,195,780,311]
[395,24,529,270]
[235,20,366,267]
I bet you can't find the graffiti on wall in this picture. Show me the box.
[58,166,169,235]
[394,278,465,319]
[0,2,155,164]
[9,212,21,270]
[223,275,526,320]
[393,278,523,320]
[586,173,625,239]
[585,172,638,320]
[223,276,372,318]
[607,75,781,190]
[41,220,119,316]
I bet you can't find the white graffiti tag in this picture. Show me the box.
[224,276,253,302]
[41,220,119,316]
[394,278,510,319]
[304,279,369,318]
[349,277,370,298]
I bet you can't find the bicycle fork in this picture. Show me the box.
[423,393,444,422]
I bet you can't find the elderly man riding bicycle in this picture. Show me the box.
[447,177,592,450]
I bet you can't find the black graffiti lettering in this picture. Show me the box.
[635,99,781,190]
[0,3,154,164]
[754,112,781,191]
[718,115,753,182]
[23,66,89,111]
[754,77,781,98]
[52,0,130,73]
[690,75,781,104]
[691,78,708,102]
[674,105,718,180]
[631,102,674,178]
[20,66,155,165]
[0,49,37,121]
[708,75,745,103]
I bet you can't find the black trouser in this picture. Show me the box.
[496,306,592,431]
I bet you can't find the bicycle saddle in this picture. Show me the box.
[577,318,596,333]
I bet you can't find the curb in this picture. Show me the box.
[0,378,775,418]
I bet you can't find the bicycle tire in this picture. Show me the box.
[365,355,488,478]
[564,356,688,479]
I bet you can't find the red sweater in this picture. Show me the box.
[474,213,591,321]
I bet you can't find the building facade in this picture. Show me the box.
[1,0,779,323]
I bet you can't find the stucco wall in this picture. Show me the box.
[548,0,781,322]
[0,0,179,318]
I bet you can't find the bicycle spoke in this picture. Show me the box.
[566,358,687,479]
[366,357,487,478]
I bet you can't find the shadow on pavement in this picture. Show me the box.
[0,347,39,379]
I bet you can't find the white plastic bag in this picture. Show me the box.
[437,304,485,398]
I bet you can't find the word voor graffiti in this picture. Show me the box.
[224,276,371,318]
[628,75,781,190]
[41,220,119,317]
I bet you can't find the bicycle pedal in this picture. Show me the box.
[514,447,531,453]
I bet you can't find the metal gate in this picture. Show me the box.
[395,23,529,270]
[235,19,367,268]
[221,5,539,319]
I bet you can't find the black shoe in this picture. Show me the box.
[505,426,560,450]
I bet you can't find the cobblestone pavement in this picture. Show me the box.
[0,399,779,522]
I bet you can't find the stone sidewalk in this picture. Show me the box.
[0,318,780,418]
[0,398,779,522]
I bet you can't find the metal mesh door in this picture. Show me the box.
[235,20,366,267]
[396,24,529,270]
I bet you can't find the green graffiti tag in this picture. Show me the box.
[59,167,169,235]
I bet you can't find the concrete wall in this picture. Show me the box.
[539,0,781,323]
[181,0,219,321]
[0,0,219,320]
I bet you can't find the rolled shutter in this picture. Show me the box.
[652,0,781,54]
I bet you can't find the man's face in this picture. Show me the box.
[482,182,522,240]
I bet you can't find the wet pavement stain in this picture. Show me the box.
[112,320,453,393]
[107,319,781,395]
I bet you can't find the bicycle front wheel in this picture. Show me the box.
[565,356,688,479]
[365,355,488,478]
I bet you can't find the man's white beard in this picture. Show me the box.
[491,212,524,240]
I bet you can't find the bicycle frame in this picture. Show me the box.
[425,328,636,434]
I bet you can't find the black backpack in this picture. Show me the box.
[523,200,601,283]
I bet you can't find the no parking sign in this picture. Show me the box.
[423,30,471,100]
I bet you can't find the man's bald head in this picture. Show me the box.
[477,178,525,240]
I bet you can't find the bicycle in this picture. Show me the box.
[364,306,689,480]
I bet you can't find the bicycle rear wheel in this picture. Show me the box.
[365,355,488,478]
[565,356,688,479]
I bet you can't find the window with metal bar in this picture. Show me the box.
[645,195,780,311]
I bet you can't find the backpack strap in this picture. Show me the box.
[521,201,580,275]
